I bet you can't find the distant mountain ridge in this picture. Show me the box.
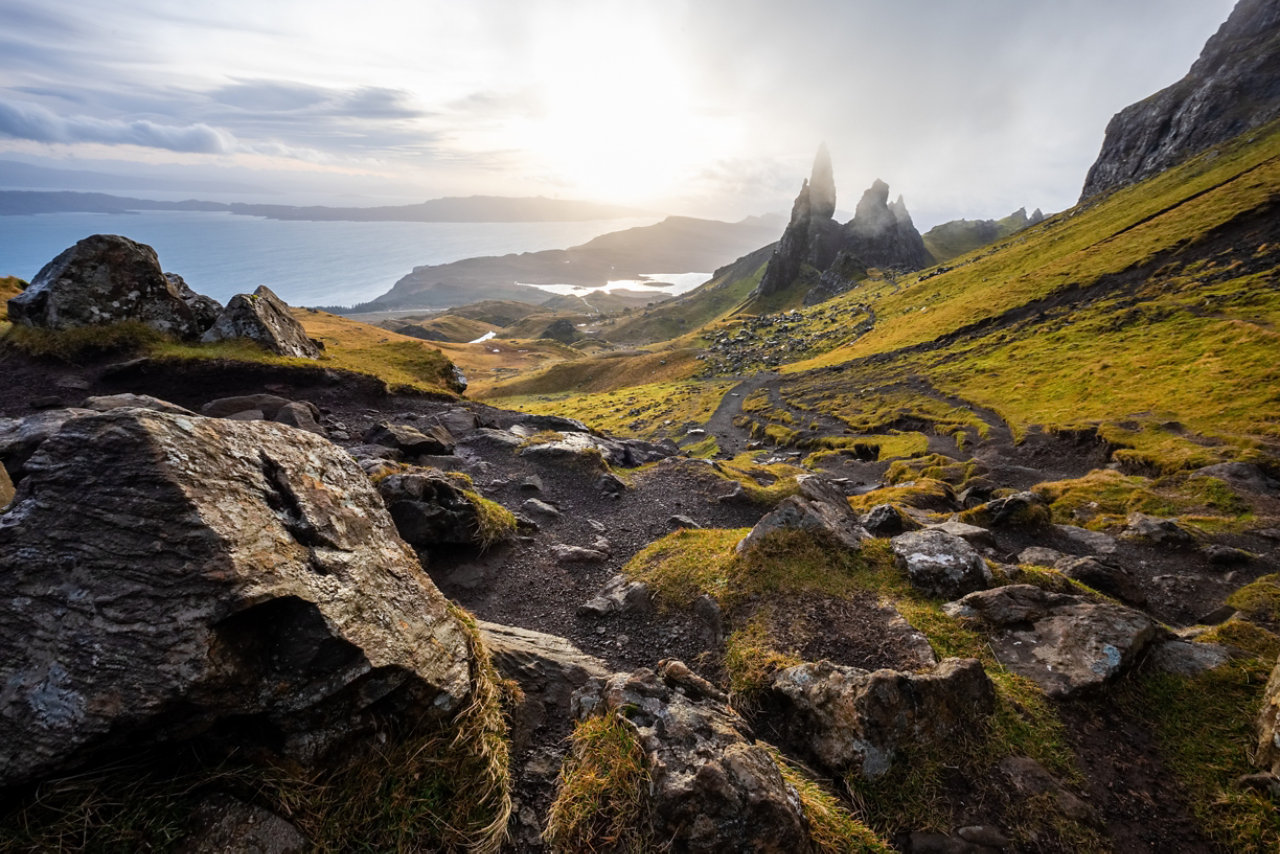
[1081,0,1280,199]
[0,189,642,223]
[921,207,1044,263]
[362,215,783,311]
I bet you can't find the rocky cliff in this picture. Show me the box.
[755,147,932,303]
[1081,0,1280,199]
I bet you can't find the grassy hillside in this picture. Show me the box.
[383,314,497,343]
[0,277,25,322]
[921,208,1034,263]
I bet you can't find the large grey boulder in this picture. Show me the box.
[7,235,214,340]
[571,661,815,853]
[891,529,992,599]
[364,420,456,456]
[738,474,869,553]
[0,409,475,787]
[0,407,95,477]
[944,584,1163,698]
[762,658,994,779]
[201,285,321,358]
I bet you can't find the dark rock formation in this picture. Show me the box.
[762,658,995,778]
[1081,0,1280,199]
[891,529,992,599]
[201,285,321,358]
[571,661,814,853]
[7,235,216,340]
[377,467,493,548]
[737,474,870,553]
[0,408,475,787]
[756,148,931,303]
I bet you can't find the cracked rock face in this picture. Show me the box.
[572,661,814,853]
[762,658,995,779]
[944,584,1163,698]
[0,409,474,787]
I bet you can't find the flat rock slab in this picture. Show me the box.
[945,584,1162,698]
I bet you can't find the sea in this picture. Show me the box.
[0,210,697,308]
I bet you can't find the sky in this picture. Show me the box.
[0,0,1240,228]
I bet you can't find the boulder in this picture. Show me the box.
[364,420,456,456]
[926,518,996,549]
[891,529,992,599]
[274,401,324,435]
[550,543,609,564]
[202,394,294,419]
[737,474,869,554]
[571,661,814,853]
[477,621,608,747]
[1258,657,1280,776]
[376,467,487,548]
[578,575,652,617]
[762,658,994,779]
[861,503,922,536]
[961,491,1051,528]
[201,285,321,358]
[7,235,214,340]
[165,272,223,332]
[81,393,196,416]
[1124,512,1195,545]
[944,584,1162,698]
[0,409,475,787]
[1017,546,1067,567]
[1055,555,1146,606]
[1148,639,1233,676]
[1053,523,1119,555]
[0,407,95,477]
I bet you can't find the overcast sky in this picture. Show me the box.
[0,0,1239,227]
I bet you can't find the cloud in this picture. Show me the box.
[0,99,235,154]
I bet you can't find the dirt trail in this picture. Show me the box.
[701,371,778,456]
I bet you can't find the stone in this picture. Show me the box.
[578,575,652,617]
[522,498,560,518]
[1124,512,1195,545]
[998,757,1091,821]
[227,409,266,421]
[668,514,701,529]
[1053,523,1119,555]
[477,621,607,747]
[1205,544,1253,565]
[927,518,996,549]
[0,409,475,787]
[861,503,922,536]
[519,474,543,492]
[201,285,321,358]
[1194,462,1280,495]
[956,825,1012,849]
[963,491,1051,528]
[363,420,456,456]
[165,273,222,333]
[7,234,214,340]
[201,394,293,419]
[376,468,492,548]
[514,413,593,434]
[273,400,324,435]
[944,584,1162,698]
[180,793,306,854]
[891,529,992,599]
[571,661,815,853]
[1055,555,1146,606]
[81,393,196,415]
[431,408,480,436]
[1147,639,1233,676]
[762,658,994,779]
[0,463,12,509]
[1081,0,1280,199]
[738,474,870,554]
[1018,546,1067,567]
[1257,656,1280,776]
[518,433,607,470]
[551,543,609,564]
[596,472,627,495]
[0,408,96,477]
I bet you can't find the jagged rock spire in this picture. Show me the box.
[809,143,836,220]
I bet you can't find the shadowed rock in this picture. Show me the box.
[0,409,475,788]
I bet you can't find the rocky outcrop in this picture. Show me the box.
[737,474,869,553]
[7,234,217,340]
[762,658,995,778]
[201,285,321,358]
[570,661,815,852]
[755,147,933,303]
[1081,0,1280,199]
[376,467,493,548]
[364,419,456,456]
[0,408,475,787]
[944,584,1163,698]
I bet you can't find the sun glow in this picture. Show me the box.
[512,12,741,205]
